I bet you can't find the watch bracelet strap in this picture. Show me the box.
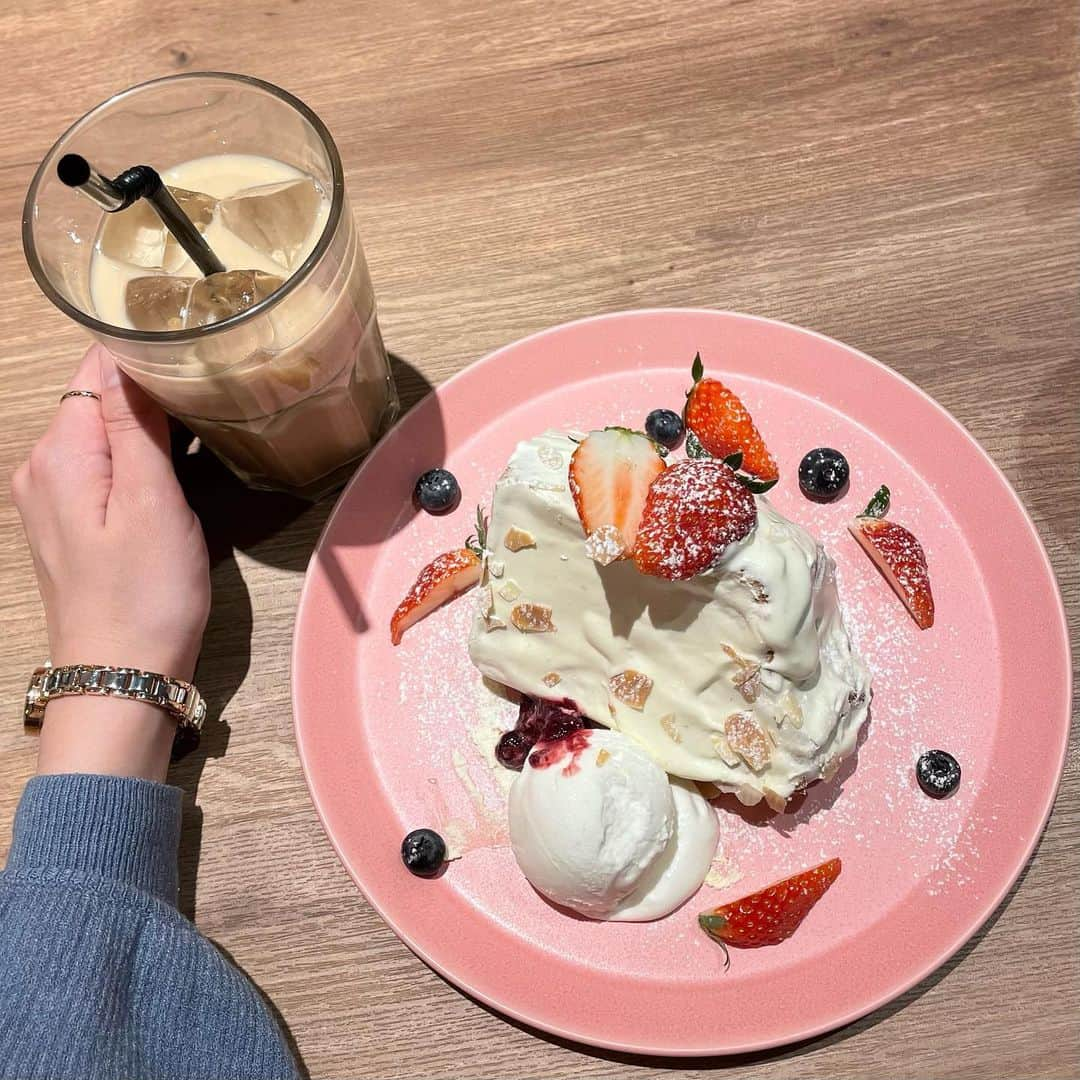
[24,663,206,733]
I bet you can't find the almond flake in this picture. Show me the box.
[722,644,761,703]
[498,580,522,602]
[724,712,772,771]
[763,787,787,813]
[596,748,611,767]
[542,672,562,687]
[609,670,653,710]
[659,714,682,743]
[710,733,742,768]
[477,584,494,619]
[503,527,536,552]
[488,559,505,579]
[510,602,555,633]
[739,573,770,603]
[484,616,506,632]
[584,524,627,566]
[537,445,565,471]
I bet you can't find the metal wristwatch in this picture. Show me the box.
[24,662,206,732]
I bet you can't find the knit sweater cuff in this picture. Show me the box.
[6,774,182,906]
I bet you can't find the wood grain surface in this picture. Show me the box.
[1,1,1077,1077]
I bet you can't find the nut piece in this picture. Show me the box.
[542,672,562,687]
[503,527,536,552]
[596,748,611,767]
[722,644,761,704]
[477,584,494,619]
[609,670,653,711]
[488,559,505,579]
[584,524,627,566]
[659,714,682,743]
[724,712,772,771]
[484,616,506,632]
[538,445,565,471]
[498,580,522,602]
[763,787,787,813]
[510,602,556,633]
[739,573,770,603]
[710,733,742,768]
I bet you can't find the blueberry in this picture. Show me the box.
[916,750,961,799]
[645,409,685,450]
[401,828,447,876]
[413,468,461,514]
[798,448,850,502]
[495,729,531,771]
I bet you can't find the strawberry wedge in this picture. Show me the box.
[390,548,482,645]
[569,428,666,564]
[849,516,934,629]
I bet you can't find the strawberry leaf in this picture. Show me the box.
[737,473,779,494]
[722,451,744,471]
[686,431,711,459]
[861,485,890,518]
[691,352,704,384]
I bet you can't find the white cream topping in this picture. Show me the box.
[469,431,872,805]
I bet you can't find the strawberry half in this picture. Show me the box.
[849,515,935,629]
[633,459,757,580]
[699,858,841,966]
[390,509,487,645]
[684,355,778,482]
[569,428,666,559]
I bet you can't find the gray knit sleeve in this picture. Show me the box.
[0,774,300,1080]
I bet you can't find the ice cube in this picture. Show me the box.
[219,179,322,270]
[184,270,284,328]
[125,275,197,331]
[99,187,217,271]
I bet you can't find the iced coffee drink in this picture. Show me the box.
[23,74,398,497]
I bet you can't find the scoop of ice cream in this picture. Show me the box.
[608,777,721,921]
[508,729,675,918]
[469,431,871,807]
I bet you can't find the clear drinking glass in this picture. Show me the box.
[23,72,398,498]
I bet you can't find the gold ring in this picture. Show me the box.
[59,389,102,404]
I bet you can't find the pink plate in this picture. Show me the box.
[292,310,1071,1056]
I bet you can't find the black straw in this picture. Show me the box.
[57,154,225,277]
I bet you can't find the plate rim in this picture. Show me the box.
[291,307,1073,1056]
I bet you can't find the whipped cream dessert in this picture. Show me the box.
[509,728,719,920]
[469,431,871,810]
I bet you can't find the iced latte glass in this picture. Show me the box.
[23,72,398,498]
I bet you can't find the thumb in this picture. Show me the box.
[98,351,177,495]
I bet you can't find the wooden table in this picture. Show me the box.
[1,1,1077,1076]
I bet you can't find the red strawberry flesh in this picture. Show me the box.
[699,857,842,956]
[633,459,757,580]
[569,428,665,556]
[685,375,778,482]
[849,516,934,629]
[390,548,482,645]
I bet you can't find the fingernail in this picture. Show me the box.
[100,351,122,389]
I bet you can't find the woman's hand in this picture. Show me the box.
[11,345,211,781]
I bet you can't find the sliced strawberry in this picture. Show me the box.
[684,357,778,482]
[849,515,935,629]
[390,547,482,645]
[699,858,841,965]
[569,428,666,558]
[633,459,757,580]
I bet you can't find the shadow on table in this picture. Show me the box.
[462,830,1043,1070]
[164,350,438,914]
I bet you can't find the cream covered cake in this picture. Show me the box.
[468,430,871,810]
